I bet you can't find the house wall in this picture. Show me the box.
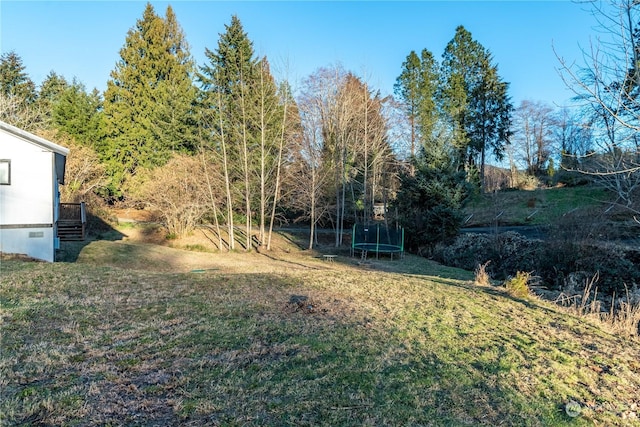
[0,228,55,262]
[0,130,57,262]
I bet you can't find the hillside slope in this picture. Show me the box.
[463,185,613,227]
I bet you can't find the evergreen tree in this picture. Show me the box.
[101,3,197,196]
[393,153,471,252]
[200,15,258,96]
[38,71,70,127]
[53,80,102,146]
[394,49,440,161]
[0,51,36,103]
[468,54,513,191]
[417,49,441,148]
[0,52,45,130]
[394,51,422,159]
[38,71,69,106]
[151,6,199,154]
[440,26,484,170]
[440,26,512,190]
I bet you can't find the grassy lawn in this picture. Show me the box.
[1,239,639,426]
[464,185,612,226]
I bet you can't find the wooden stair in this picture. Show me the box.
[57,202,86,241]
[57,220,85,241]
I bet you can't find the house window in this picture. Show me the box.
[0,160,9,185]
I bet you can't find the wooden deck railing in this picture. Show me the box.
[59,202,86,223]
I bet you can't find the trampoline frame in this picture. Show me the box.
[351,224,404,260]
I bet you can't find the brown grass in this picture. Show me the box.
[474,261,492,286]
[554,273,640,339]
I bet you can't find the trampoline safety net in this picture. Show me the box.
[351,224,404,259]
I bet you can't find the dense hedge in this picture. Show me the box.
[434,232,640,296]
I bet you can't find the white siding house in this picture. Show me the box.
[0,121,69,262]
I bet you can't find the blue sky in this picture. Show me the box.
[1,1,598,108]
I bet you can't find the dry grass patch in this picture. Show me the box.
[474,261,492,286]
[554,273,640,339]
[1,243,639,426]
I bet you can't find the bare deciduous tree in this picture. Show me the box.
[294,66,397,247]
[198,86,236,251]
[197,127,224,251]
[511,100,557,177]
[299,65,353,246]
[556,0,640,210]
[0,93,48,132]
[554,107,593,159]
[294,71,333,249]
[43,132,107,204]
[133,154,209,239]
[266,76,298,251]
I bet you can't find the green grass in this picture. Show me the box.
[464,185,612,226]
[1,243,639,426]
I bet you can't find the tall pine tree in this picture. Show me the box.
[38,71,69,113]
[394,49,440,162]
[0,51,44,130]
[151,6,198,154]
[101,3,197,197]
[417,49,441,149]
[199,15,259,249]
[394,51,422,159]
[440,26,512,190]
[468,54,512,191]
[0,51,36,103]
[53,80,103,147]
[440,26,484,171]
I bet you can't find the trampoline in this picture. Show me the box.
[351,224,404,260]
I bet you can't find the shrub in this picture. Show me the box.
[601,287,640,337]
[434,233,490,270]
[539,240,640,295]
[130,154,210,239]
[515,174,541,190]
[394,158,471,253]
[434,232,542,280]
[505,271,532,298]
[555,274,640,337]
[437,229,639,300]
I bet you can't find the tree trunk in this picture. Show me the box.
[217,87,235,250]
[199,142,223,250]
[239,77,252,251]
[259,72,267,246]
[267,95,287,251]
[309,167,316,250]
